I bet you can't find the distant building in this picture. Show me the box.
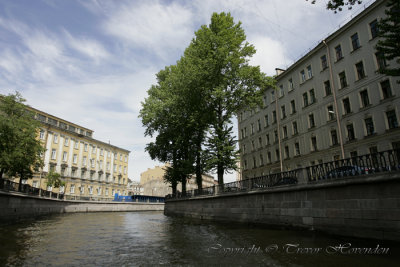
[140,164,216,197]
[238,0,399,179]
[127,179,144,196]
[16,106,130,200]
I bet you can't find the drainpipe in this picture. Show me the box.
[275,89,283,172]
[323,40,345,159]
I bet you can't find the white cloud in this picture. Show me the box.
[103,0,193,60]
[64,31,110,63]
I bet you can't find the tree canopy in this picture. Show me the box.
[0,92,44,190]
[140,12,274,194]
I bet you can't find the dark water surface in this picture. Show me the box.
[0,211,399,266]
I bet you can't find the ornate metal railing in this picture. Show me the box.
[0,179,64,200]
[166,149,400,200]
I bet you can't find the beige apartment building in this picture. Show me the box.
[239,0,399,179]
[140,164,216,197]
[25,107,130,200]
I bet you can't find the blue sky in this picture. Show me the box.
[0,0,374,182]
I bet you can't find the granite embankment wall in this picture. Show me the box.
[0,192,164,223]
[165,173,400,241]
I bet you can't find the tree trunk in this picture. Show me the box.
[171,181,177,197]
[181,174,187,196]
[18,173,23,192]
[195,137,202,193]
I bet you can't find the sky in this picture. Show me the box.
[0,0,374,182]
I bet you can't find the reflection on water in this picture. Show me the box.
[0,211,399,266]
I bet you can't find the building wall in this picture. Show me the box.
[140,164,216,197]
[20,107,130,200]
[238,0,400,179]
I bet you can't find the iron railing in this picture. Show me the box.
[166,149,400,200]
[0,179,64,200]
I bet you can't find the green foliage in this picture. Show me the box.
[0,92,44,187]
[307,0,362,12]
[140,12,274,191]
[46,171,65,188]
[376,0,400,77]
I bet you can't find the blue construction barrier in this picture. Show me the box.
[113,193,165,203]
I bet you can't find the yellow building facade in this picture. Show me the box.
[140,164,216,197]
[28,107,130,201]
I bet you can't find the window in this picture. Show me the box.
[100,149,104,156]
[295,143,300,156]
[324,80,332,96]
[51,149,56,160]
[91,159,95,168]
[111,189,115,196]
[119,165,122,173]
[386,110,398,129]
[331,130,338,146]
[89,186,93,195]
[124,166,127,175]
[253,157,257,168]
[107,151,111,158]
[267,152,272,163]
[92,146,96,154]
[251,123,254,134]
[369,19,378,39]
[84,144,88,152]
[64,138,69,147]
[80,186,85,194]
[244,127,247,138]
[365,118,375,136]
[303,93,308,107]
[266,134,270,145]
[113,164,117,172]
[71,168,76,177]
[300,70,306,83]
[288,78,294,91]
[73,154,77,164]
[39,130,45,140]
[375,52,387,71]
[283,126,288,139]
[380,80,393,99]
[279,85,284,97]
[284,146,289,159]
[83,156,87,166]
[307,65,313,78]
[351,33,360,50]
[309,89,316,104]
[70,184,75,194]
[274,130,278,143]
[125,155,128,163]
[271,90,275,102]
[290,100,296,114]
[327,105,335,121]
[309,113,315,128]
[99,160,103,169]
[311,136,317,151]
[281,105,286,119]
[355,61,365,80]
[53,134,58,144]
[120,154,123,161]
[272,111,277,123]
[258,137,262,148]
[97,187,102,196]
[74,141,79,149]
[347,124,355,141]
[339,71,347,88]
[264,115,269,127]
[275,149,280,161]
[343,98,351,114]
[360,89,370,107]
[32,181,38,188]
[335,45,343,61]
[321,55,328,70]
[259,154,264,166]
[263,96,267,107]
[292,121,298,135]
[257,119,261,131]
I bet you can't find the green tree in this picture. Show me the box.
[0,92,44,191]
[45,171,65,189]
[376,0,400,77]
[307,0,362,12]
[184,12,272,186]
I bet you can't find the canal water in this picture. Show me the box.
[0,211,399,266]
